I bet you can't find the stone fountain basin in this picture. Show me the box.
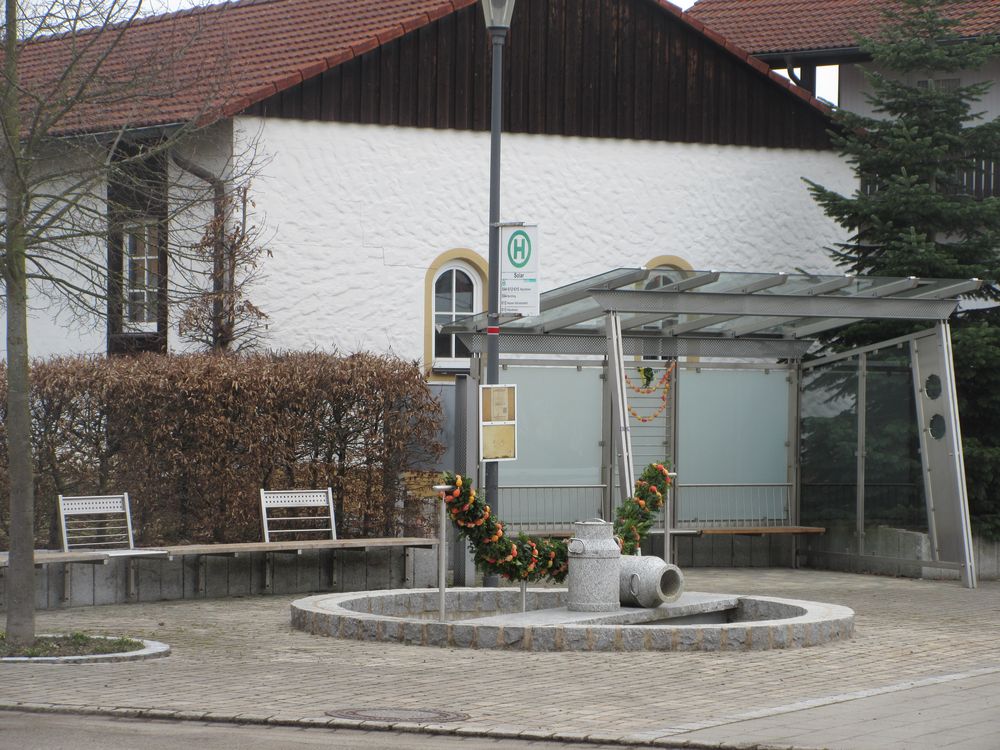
[290,588,854,652]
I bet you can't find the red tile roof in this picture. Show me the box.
[17,0,477,135]
[15,0,829,136]
[688,0,1000,56]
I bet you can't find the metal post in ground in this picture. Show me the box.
[482,7,513,586]
[433,485,454,621]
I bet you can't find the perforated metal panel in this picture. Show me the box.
[260,488,336,542]
[59,495,128,515]
[261,490,332,508]
[58,493,135,551]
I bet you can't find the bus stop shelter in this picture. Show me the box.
[444,267,980,588]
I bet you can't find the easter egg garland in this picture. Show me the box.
[439,461,673,582]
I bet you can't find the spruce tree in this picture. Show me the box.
[805,0,1000,536]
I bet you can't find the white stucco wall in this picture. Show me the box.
[7,116,855,361]
[840,59,1000,121]
[235,117,854,364]
[0,141,110,358]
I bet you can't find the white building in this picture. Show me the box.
[6,0,853,369]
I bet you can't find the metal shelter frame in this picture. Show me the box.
[443,267,981,588]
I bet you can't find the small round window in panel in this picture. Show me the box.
[929,414,946,440]
[924,374,942,400]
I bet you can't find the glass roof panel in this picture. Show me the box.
[439,268,977,337]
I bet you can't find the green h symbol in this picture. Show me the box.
[507,230,531,268]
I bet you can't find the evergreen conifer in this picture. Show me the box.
[805,0,1000,536]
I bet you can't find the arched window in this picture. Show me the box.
[426,254,486,373]
[641,255,694,361]
[643,255,694,290]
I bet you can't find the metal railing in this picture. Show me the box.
[674,483,792,529]
[498,482,796,532]
[799,482,926,528]
[862,157,1000,200]
[499,485,604,534]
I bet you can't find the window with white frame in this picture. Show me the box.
[123,221,160,325]
[433,261,481,370]
[916,77,961,92]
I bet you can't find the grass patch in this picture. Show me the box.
[0,631,144,658]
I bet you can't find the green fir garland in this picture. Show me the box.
[439,462,673,582]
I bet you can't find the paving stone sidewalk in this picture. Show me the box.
[1,569,998,749]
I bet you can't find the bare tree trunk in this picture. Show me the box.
[4,222,35,646]
[3,0,36,646]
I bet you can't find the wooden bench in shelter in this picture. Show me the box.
[660,525,825,568]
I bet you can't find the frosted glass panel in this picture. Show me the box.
[497,365,603,486]
[677,368,790,524]
[677,368,789,484]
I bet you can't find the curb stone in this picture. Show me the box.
[0,702,816,749]
[0,637,169,664]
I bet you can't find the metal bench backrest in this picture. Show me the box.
[260,488,336,542]
[59,494,136,552]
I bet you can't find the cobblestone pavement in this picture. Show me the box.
[1,569,998,749]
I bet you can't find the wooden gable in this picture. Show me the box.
[244,0,831,150]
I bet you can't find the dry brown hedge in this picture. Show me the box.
[0,351,443,548]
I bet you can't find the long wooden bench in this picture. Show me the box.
[0,550,111,568]
[546,525,825,566]
[28,490,437,600]
[696,526,825,537]
[163,537,436,592]
[508,526,826,539]
[664,525,826,568]
[156,489,433,592]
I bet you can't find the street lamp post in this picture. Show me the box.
[481,0,515,587]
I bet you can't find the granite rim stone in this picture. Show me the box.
[290,588,855,652]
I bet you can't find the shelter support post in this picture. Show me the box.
[601,358,614,519]
[856,354,867,559]
[788,366,802,566]
[605,312,635,508]
[910,342,942,562]
[911,322,977,588]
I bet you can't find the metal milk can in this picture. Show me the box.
[620,556,685,608]
[566,519,621,612]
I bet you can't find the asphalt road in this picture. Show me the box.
[0,711,652,750]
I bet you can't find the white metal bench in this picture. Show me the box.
[56,493,168,600]
[58,493,133,552]
[257,488,337,589]
[58,493,168,556]
[260,488,336,542]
